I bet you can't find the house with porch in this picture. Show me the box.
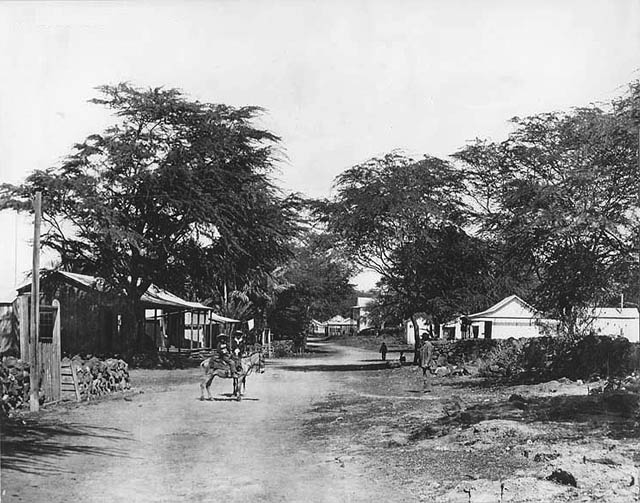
[16,271,237,354]
[323,315,357,337]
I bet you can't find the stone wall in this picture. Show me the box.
[431,339,499,366]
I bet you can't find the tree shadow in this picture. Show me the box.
[277,362,391,372]
[304,346,334,355]
[1,416,132,475]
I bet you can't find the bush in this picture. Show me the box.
[478,340,523,377]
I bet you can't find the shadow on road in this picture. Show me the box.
[1,416,132,475]
[203,397,260,402]
[304,346,333,355]
[277,362,391,372]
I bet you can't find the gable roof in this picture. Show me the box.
[17,271,238,322]
[467,295,539,320]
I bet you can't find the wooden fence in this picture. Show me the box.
[16,295,61,403]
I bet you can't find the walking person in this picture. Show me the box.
[379,341,388,361]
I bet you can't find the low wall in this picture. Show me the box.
[477,336,640,380]
[431,339,499,366]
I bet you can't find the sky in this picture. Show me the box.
[0,0,639,301]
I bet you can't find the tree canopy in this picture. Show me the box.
[314,152,499,337]
[1,83,299,342]
[267,231,357,338]
[454,82,640,334]
[319,80,640,338]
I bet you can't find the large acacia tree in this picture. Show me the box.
[315,152,497,349]
[1,83,298,346]
[454,81,640,336]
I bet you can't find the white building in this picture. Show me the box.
[351,297,376,333]
[324,315,357,337]
[586,307,640,342]
[441,295,639,342]
[404,316,431,345]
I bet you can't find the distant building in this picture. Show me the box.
[404,316,431,345]
[309,319,325,335]
[324,315,357,337]
[351,296,375,333]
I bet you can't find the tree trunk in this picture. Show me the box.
[411,314,420,364]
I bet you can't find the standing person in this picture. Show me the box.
[399,351,406,364]
[379,340,388,361]
[418,335,434,392]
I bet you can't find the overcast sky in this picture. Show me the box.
[1,0,639,300]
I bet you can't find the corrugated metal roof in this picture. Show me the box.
[18,271,238,322]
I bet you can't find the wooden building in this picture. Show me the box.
[17,271,236,355]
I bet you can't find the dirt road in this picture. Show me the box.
[5,339,639,502]
[1,341,404,503]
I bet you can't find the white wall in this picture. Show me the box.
[590,317,639,343]
[405,317,430,345]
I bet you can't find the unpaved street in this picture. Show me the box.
[1,341,403,503]
[4,339,639,503]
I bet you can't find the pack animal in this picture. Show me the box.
[199,351,265,401]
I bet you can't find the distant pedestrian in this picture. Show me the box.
[418,335,434,393]
[379,341,388,361]
[399,351,406,364]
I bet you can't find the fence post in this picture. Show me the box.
[52,299,61,401]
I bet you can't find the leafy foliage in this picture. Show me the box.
[455,82,640,334]
[1,83,298,343]
[315,151,506,329]
[267,231,357,338]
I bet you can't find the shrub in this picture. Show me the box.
[478,340,523,378]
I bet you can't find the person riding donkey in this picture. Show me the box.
[216,334,239,378]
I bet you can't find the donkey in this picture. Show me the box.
[199,351,265,401]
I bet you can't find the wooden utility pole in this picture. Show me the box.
[30,191,42,412]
